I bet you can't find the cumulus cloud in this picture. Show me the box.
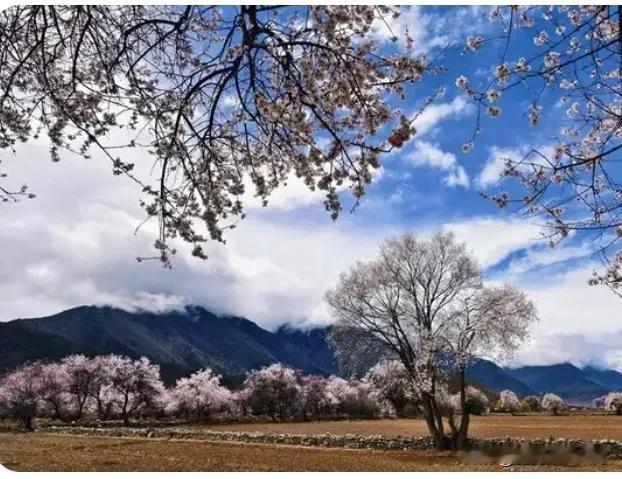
[514,331,622,372]
[409,140,470,189]
[412,95,473,138]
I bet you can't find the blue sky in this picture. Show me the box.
[1,5,621,370]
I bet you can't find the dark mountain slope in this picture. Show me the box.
[582,366,622,392]
[507,363,608,401]
[0,321,80,373]
[11,305,337,382]
[466,359,535,397]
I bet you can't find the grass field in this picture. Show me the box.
[203,413,622,441]
[2,414,622,472]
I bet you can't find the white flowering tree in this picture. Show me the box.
[454,386,489,416]
[366,360,419,416]
[167,368,232,420]
[0,362,45,429]
[324,375,390,419]
[60,355,99,420]
[458,6,622,293]
[541,392,565,415]
[604,391,622,415]
[0,6,431,264]
[326,231,537,450]
[38,362,73,421]
[498,389,521,413]
[88,355,165,424]
[238,363,303,420]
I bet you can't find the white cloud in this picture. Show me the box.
[477,144,554,188]
[511,331,622,371]
[505,242,591,276]
[444,166,470,189]
[371,6,491,57]
[412,95,472,138]
[410,140,470,189]
[442,216,543,268]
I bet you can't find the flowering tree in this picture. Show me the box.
[298,376,335,420]
[458,6,622,292]
[60,355,98,420]
[592,395,606,410]
[88,355,120,420]
[0,5,431,264]
[604,391,622,415]
[39,362,73,421]
[324,375,391,418]
[498,389,521,413]
[239,364,303,420]
[522,395,542,412]
[541,393,565,415]
[107,356,164,424]
[87,355,164,424]
[167,368,232,420]
[326,231,536,449]
[366,360,419,416]
[457,386,489,416]
[0,362,45,429]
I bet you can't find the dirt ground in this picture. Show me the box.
[203,413,622,441]
[2,433,622,472]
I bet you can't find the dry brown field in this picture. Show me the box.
[2,414,622,472]
[204,413,622,441]
[1,432,622,472]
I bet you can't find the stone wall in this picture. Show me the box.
[36,425,622,458]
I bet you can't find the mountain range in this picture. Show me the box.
[2,305,622,402]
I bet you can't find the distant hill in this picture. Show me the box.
[2,305,621,402]
[7,305,337,383]
[507,363,609,403]
[466,359,535,397]
[582,366,622,392]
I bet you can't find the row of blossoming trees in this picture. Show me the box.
[498,389,622,415]
[0,356,493,430]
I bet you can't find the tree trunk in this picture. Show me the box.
[454,368,471,450]
[421,393,448,450]
[23,415,34,431]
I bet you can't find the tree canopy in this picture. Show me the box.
[0,5,427,264]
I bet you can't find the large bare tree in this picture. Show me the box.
[0,5,429,264]
[326,231,537,450]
